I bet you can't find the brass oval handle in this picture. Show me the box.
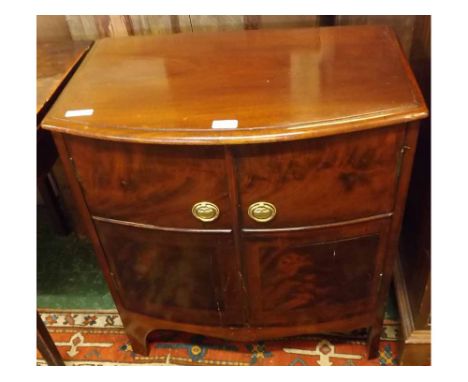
[192,201,220,222]
[248,201,276,223]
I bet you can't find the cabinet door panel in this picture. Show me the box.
[236,126,404,228]
[95,221,244,326]
[243,220,389,326]
[64,135,231,229]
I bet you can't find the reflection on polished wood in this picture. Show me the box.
[42,26,426,144]
[43,25,428,358]
[37,40,92,235]
[37,41,92,117]
[236,126,406,228]
[63,135,232,229]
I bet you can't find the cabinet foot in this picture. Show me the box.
[367,323,382,359]
[128,335,150,356]
[120,313,153,356]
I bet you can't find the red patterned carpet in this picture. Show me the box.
[37,309,400,366]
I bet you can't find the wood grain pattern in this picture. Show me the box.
[243,219,390,326]
[63,135,232,229]
[41,26,427,145]
[95,220,243,326]
[52,132,127,310]
[224,147,249,323]
[259,235,379,313]
[366,121,421,358]
[236,126,405,228]
[37,41,92,115]
[120,307,375,356]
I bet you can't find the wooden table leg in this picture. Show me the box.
[37,312,65,366]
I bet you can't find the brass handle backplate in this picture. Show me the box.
[248,201,276,223]
[192,201,220,222]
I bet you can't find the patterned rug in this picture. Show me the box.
[37,309,400,366]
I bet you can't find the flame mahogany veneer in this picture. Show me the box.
[42,26,428,358]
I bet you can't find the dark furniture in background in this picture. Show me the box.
[36,41,92,365]
[394,16,431,366]
[37,312,64,366]
[37,41,92,235]
[41,26,428,358]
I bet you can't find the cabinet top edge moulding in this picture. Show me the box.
[41,25,428,145]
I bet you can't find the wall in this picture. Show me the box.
[37,15,425,57]
[37,15,321,41]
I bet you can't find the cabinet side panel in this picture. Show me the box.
[51,132,125,308]
[367,121,421,355]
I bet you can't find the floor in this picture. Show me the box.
[37,205,114,309]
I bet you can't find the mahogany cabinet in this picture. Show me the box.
[41,25,428,358]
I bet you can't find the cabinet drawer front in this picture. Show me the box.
[95,221,244,326]
[64,135,232,229]
[243,220,389,326]
[236,126,405,228]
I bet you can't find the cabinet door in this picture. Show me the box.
[236,126,404,228]
[243,220,389,327]
[64,135,232,229]
[95,221,246,327]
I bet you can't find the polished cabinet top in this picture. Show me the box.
[42,26,427,144]
[37,41,92,115]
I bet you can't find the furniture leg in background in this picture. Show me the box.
[37,128,70,235]
[37,312,64,366]
[37,41,93,235]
